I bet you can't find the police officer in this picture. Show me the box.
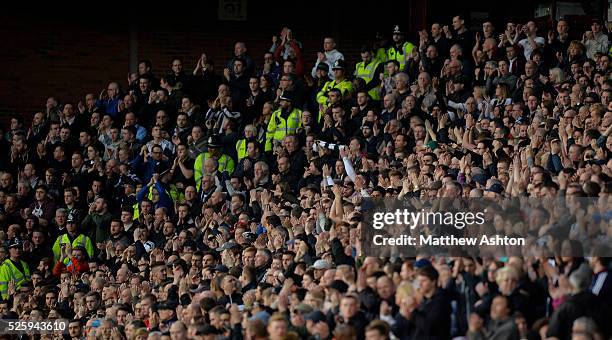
[387,25,416,72]
[0,238,31,299]
[194,135,235,190]
[316,60,353,122]
[265,91,302,152]
[119,176,139,215]
[52,213,94,264]
[354,45,384,102]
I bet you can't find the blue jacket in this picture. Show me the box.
[134,124,148,142]
[96,97,121,118]
[136,182,173,212]
[131,155,166,184]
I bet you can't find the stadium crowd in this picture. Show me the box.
[0,14,611,340]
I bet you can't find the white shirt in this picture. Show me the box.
[311,49,344,79]
[584,32,609,59]
[518,36,545,60]
[146,139,174,155]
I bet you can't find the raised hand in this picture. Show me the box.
[442,25,451,38]
[78,101,86,114]
[322,163,331,177]
[7,280,16,296]
[332,184,342,197]
[317,52,326,62]
[339,145,349,158]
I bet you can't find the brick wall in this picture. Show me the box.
[4,0,546,126]
[0,17,375,123]
[0,19,128,117]
[2,2,588,134]
[0,0,436,124]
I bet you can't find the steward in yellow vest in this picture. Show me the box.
[265,91,302,152]
[0,238,31,299]
[236,124,257,161]
[52,216,94,264]
[354,47,383,101]
[387,25,416,72]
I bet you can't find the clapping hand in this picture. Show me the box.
[332,184,342,197]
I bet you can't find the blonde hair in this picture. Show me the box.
[496,83,510,100]
[396,282,415,301]
[268,312,288,326]
[495,266,519,284]
[473,86,486,100]
[336,265,356,283]
[549,68,565,84]
[567,40,585,56]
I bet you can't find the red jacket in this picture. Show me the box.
[274,40,304,78]
[53,257,89,277]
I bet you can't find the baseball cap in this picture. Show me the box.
[485,183,504,194]
[472,174,488,186]
[311,259,332,270]
[305,310,326,323]
[156,300,178,311]
[414,258,432,268]
[216,241,239,252]
[249,311,271,324]
[214,264,229,273]
[293,303,314,314]
[316,63,329,72]
[425,140,438,150]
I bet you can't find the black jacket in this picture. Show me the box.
[547,291,610,340]
[393,288,452,340]
[326,310,368,340]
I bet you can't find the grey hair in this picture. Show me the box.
[384,93,398,102]
[572,317,599,334]
[255,161,269,174]
[569,263,592,292]
[451,44,464,54]
[419,72,431,82]
[394,72,409,83]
